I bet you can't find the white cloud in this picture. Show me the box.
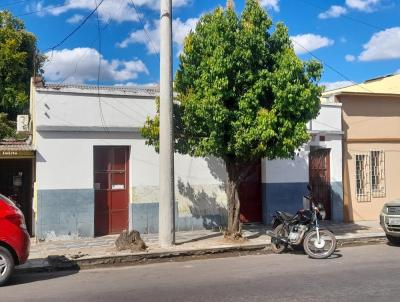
[66,14,84,24]
[118,22,159,53]
[43,48,148,84]
[260,0,280,12]
[117,17,199,55]
[345,54,356,62]
[318,5,348,19]
[345,0,382,11]
[35,0,191,23]
[358,27,400,61]
[321,81,354,91]
[318,0,383,20]
[39,0,139,23]
[291,34,334,55]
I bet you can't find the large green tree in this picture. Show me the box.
[0,10,45,139]
[142,0,323,235]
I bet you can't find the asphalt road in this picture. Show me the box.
[1,244,400,302]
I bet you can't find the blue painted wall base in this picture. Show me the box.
[131,203,227,234]
[36,189,94,239]
[263,182,344,224]
[263,183,308,224]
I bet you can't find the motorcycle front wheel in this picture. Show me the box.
[303,229,337,259]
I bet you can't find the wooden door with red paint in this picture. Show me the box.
[239,161,262,223]
[309,148,331,220]
[94,146,129,236]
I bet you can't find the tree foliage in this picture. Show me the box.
[142,0,323,234]
[0,113,15,139]
[0,10,45,139]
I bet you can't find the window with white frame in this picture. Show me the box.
[355,151,386,201]
[356,153,370,201]
[370,150,385,197]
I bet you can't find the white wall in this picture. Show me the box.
[33,86,226,199]
[263,150,309,184]
[308,103,342,133]
[35,132,225,189]
[264,103,343,184]
[35,87,156,131]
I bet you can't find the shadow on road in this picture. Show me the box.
[6,255,82,286]
[279,247,343,260]
[8,269,79,286]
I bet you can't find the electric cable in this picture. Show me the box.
[129,0,160,57]
[44,0,105,51]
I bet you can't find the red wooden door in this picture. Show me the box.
[94,146,129,236]
[239,161,262,223]
[309,148,331,220]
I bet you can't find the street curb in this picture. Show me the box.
[16,234,388,274]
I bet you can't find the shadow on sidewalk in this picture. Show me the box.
[321,221,379,235]
[175,232,223,245]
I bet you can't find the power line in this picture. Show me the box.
[291,40,375,93]
[129,0,160,57]
[0,0,31,10]
[36,16,114,107]
[94,0,109,133]
[44,0,105,51]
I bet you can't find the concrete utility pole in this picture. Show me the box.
[159,0,175,247]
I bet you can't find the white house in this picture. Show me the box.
[30,79,343,239]
[263,102,343,223]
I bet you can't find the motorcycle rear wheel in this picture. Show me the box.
[271,224,288,254]
[303,229,337,259]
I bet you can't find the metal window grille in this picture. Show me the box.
[370,150,385,198]
[355,153,370,202]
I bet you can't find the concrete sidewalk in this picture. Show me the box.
[17,221,386,272]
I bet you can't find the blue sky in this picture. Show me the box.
[4,0,400,89]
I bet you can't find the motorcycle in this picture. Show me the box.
[266,185,337,259]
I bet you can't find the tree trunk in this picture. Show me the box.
[225,160,252,236]
[225,160,257,236]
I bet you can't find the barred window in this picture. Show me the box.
[370,150,385,197]
[356,153,370,202]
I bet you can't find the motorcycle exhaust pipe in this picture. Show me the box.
[266,230,288,243]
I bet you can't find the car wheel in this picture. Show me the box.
[0,246,15,286]
[387,235,400,246]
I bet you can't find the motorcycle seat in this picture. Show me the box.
[277,211,295,221]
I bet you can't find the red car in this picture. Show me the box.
[0,193,30,286]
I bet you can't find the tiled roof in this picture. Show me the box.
[0,140,34,151]
[323,74,400,96]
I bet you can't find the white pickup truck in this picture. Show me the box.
[380,200,400,245]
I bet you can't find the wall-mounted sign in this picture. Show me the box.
[112,184,125,190]
[0,150,35,159]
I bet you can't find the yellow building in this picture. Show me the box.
[323,74,400,222]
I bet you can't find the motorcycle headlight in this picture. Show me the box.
[319,209,327,220]
[316,203,326,220]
